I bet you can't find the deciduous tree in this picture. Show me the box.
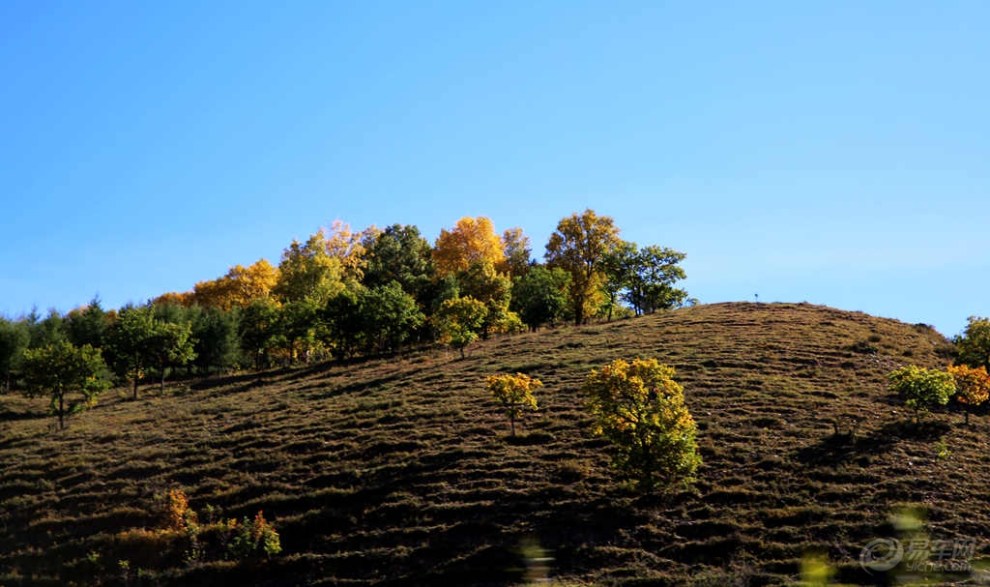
[510,266,571,330]
[362,224,435,304]
[486,373,542,437]
[358,282,424,355]
[956,317,990,371]
[583,358,701,491]
[0,317,29,392]
[274,232,345,305]
[546,209,622,325]
[947,364,990,425]
[433,217,505,277]
[21,340,110,430]
[107,306,157,399]
[458,262,517,338]
[436,297,487,358]
[887,365,956,422]
[192,307,241,375]
[239,298,282,370]
[323,220,374,282]
[147,321,196,392]
[194,259,280,310]
[623,246,688,315]
[499,227,532,277]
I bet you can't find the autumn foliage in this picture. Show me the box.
[486,373,542,437]
[433,216,505,276]
[947,363,990,424]
[583,358,701,490]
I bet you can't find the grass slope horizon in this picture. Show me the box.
[2,301,986,586]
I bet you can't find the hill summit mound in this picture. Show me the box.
[5,302,982,586]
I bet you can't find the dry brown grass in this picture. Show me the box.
[1,302,984,586]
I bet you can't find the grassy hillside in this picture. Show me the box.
[2,302,984,586]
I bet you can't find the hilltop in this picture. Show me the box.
[2,302,984,586]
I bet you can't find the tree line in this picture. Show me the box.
[0,209,693,428]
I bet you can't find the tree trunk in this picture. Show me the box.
[965,410,970,425]
[510,414,516,437]
[459,346,465,360]
[58,393,65,431]
[160,369,166,394]
[132,377,139,400]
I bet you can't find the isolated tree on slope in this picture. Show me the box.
[21,340,110,430]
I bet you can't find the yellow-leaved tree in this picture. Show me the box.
[499,227,532,277]
[322,220,377,282]
[487,373,542,437]
[545,209,622,325]
[273,232,345,305]
[192,259,280,310]
[583,358,701,491]
[433,216,505,277]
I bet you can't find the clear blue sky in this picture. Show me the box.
[1,1,987,336]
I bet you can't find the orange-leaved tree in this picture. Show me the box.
[947,364,990,425]
[433,216,505,277]
[487,373,542,437]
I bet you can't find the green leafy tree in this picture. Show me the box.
[323,287,365,360]
[107,306,157,399]
[65,297,111,349]
[546,209,622,325]
[887,365,956,422]
[274,231,345,305]
[487,373,542,436]
[239,298,282,370]
[436,297,487,358]
[358,282,424,355]
[623,246,688,315]
[510,265,571,331]
[279,299,324,363]
[147,321,196,392]
[583,358,701,491]
[955,316,990,371]
[192,307,242,375]
[458,261,516,338]
[21,340,110,430]
[599,241,638,321]
[0,317,30,392]
[361,224,435,302]
[28,308,67,349]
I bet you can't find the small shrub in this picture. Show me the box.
[227,511,282,560]
[887,365,955,422]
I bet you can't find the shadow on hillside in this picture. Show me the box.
[272,447,644,585]
[795,419,951,467]
[0,405,46,423]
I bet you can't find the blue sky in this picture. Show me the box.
[1,1,987,336]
